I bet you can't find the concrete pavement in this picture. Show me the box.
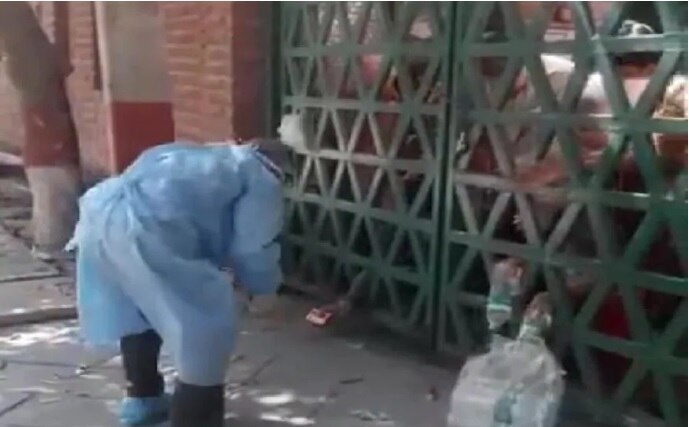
[0,298,457,427]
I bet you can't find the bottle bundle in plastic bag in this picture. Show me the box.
[447,260,565,427]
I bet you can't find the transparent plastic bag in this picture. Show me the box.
[447,337,564,427]
[449,260,564,427]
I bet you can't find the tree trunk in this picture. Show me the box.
[0,2,80,258]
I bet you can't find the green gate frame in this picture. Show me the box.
[279,2,687,425]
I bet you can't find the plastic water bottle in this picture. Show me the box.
[486,259,524,331]
[517,292,552,342]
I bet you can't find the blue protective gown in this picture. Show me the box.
[71,142,284,386]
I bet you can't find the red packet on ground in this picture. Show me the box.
[306,308,333,326]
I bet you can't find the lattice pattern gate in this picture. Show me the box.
[279,2,687,425]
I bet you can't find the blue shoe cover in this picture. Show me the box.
[118,395,171,426]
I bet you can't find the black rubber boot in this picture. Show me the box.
[120,329,164,397]
[171,381,224,427]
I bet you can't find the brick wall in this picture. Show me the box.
[0,1,270,177]
[160,2,234,142]
[160,2,270,142]
[227,2,271,141]
[65,1,108,181]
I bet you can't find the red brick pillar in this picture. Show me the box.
[94,2,174,172]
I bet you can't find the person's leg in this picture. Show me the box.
[169,321,231,427]
[171,382,224,427]
[75,236,169,426]
[118,329,171,426]
[120,329,164,397]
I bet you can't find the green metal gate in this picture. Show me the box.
[280,2,453,339]
[280,2,687,424]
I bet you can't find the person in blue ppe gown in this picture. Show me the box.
[68,139,292,427]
